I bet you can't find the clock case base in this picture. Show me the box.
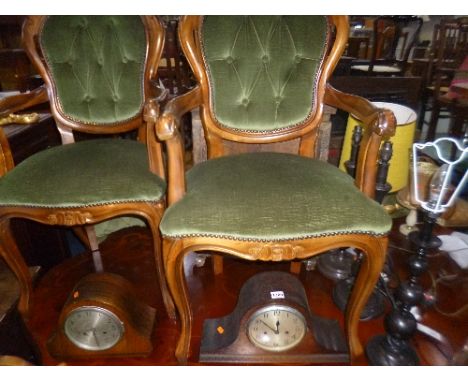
[199,271,349,364]
[47,272,156,359]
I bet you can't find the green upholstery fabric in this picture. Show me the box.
[94,216,147,243]
[95,216,147,243]
[0,139,165,208]
[201,16,328,132]
[40,16,146,124]
[160,153,392,241]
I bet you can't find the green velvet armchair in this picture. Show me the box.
[156,16,396,364]
[0,16,175,321]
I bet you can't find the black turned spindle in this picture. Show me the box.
[367,137,467,365]
[366,253,426,365]
[366,210,440,365]
[408,211,442,249]
[374,141,393,203]
[344,125,363,178]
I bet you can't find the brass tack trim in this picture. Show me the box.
[161,229,389,242]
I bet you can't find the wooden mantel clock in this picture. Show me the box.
[47,272,156,359]
[199,271,349,364]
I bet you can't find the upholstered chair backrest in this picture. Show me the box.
[23,16,164,137]
[39,16,147,125]
[200,16,329,133]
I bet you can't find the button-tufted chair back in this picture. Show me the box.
[22,16,164,139]
[179,16,347,158]
[201,16,329,132]
[40,16,147,125]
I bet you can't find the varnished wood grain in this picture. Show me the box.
[19,220,468,366]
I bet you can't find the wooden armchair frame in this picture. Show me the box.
[157,16,396,364]
[0,16,175,321]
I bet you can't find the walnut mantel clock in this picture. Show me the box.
[199,271,349,364]
[47,272,156,359]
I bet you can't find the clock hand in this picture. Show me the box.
[92,328,101,347]
[275,320,280,334]
[259,320,278,334]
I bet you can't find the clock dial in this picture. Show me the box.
[247,305,306,352]
[64,306,124,351]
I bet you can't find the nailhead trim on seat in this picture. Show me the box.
[0,197,164,209]
[161,229,389,243]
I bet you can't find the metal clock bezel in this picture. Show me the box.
[246,304,307,352]
[63,306,125,351]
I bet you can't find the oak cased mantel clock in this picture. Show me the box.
[199,271,349,364]
[47,272,156,359]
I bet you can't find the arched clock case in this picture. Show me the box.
[47,272,156,359]
[199,271,349,364]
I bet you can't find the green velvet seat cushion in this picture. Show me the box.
[0,139,166,208]
[160,152,392,241]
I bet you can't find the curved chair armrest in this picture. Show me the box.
[0,85,48,118]
[143,97,166,179]
[156,86,201,141]
[0,126,14,176]
[324,84,396,198]
[144,81,170,127]
[156,86,202,205]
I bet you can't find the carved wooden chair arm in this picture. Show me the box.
[141,97,164,178]
[156,86,201,140]
[156,86,202,204]
[0,85,48,118]
[143,80,170,126]
[324,84,396,198]
[143,79,172,179]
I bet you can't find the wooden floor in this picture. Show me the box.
[23,217,468,366]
